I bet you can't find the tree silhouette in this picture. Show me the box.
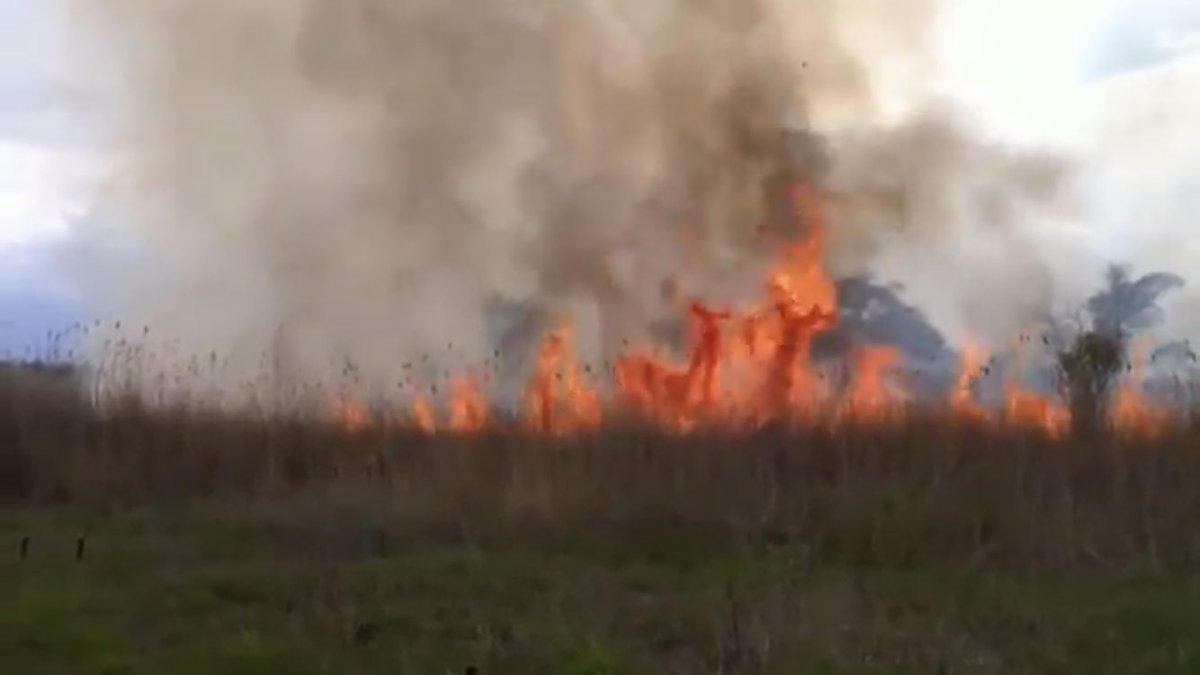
[1085,264,1184,337]
[1058,264,1184,434]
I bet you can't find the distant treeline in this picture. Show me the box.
[0,360,79,380]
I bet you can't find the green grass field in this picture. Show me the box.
[6,502,1200,675]
[7,361,1200,673]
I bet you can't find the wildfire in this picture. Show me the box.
[608,180,844,430]
[448,377,489,434]
[333,395,370,434]
[1003,385,1070,438]
[1002,333,1070,437]
[951,341,988,421]
[410,395,436,434]
[613,302,730,432]
[1111,341,1169,436]
[840,346,903,425]
[327,181,1172,439]
[523,325,602,436]
[1111,384,1167,436]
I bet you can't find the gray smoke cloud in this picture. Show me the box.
[60,0,1079,404]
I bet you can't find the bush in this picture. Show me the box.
[1056,329,1126,436]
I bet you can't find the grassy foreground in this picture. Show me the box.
[6,363,1200,673]
[5,502,1200,675]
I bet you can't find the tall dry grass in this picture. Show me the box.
[4,359,1200,574]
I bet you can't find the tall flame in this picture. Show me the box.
[326,181,1170,439]
[410,395,436,435]
[1004,334,1069,437]
[1112,340,1169,436]
[841,346,902,425]
[449,377,489,434]
[951,341,988,422]
[523,325,602,435]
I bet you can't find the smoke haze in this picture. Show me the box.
[61,0,1082,400]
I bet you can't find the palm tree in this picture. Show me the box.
[1058,264,1184,434]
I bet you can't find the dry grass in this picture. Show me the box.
[4,360,1200,574]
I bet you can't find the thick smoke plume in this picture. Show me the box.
[63,0,1076,402]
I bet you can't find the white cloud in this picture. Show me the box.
[932,0,1122,146]
[0,137,94,248]
[1084,55,1200,329]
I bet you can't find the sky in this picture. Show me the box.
[1,0,1199,354]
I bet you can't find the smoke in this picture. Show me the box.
[61,0,1079,401]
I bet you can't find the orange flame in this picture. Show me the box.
[841,346,902,424]
[1112,341,1168,436]
[1111,384,1167,436]
[1004,385,1070,437]
[951,341,988,422]
[609,183,839,430]
[523,325,601,435]
[1001,332,1070,437]
[614,301,730,432]
[410,395,436,435]
[449,377,489,434]
[333,395,370,434]
[324,180,1171,439]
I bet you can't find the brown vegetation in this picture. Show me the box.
[5,359,1200,576]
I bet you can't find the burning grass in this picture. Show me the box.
[5,256,1200,673]
[5,183,1199,672]
[7,363,1200,673]
[5,186,1197,578]
[5,358,1200,575]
